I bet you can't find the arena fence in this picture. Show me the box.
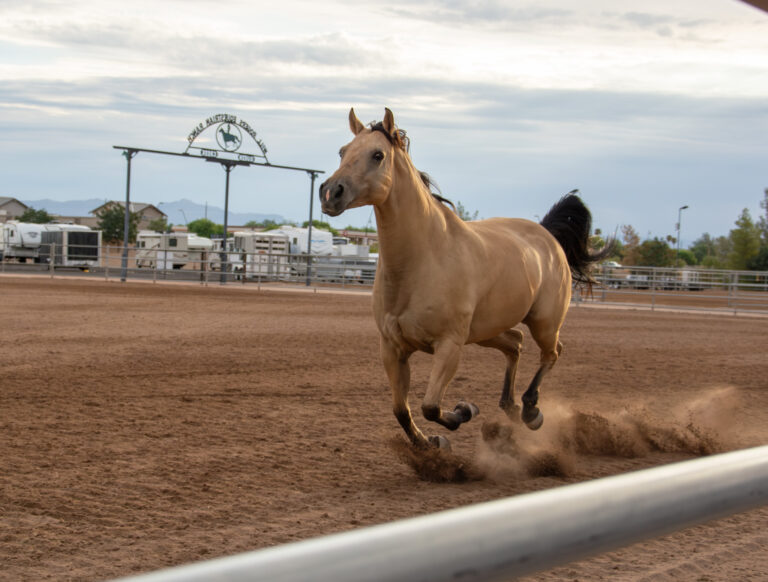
[113,445,768,582]
[2,245,767,315]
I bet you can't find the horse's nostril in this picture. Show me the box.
[333,184,344,199]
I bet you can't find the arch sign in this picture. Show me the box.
[185,113,269,164]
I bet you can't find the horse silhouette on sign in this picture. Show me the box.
[218,125,241,149]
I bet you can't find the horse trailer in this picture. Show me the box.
[231,231,291,280]
[135,231,214,270]
[38,225,102,269]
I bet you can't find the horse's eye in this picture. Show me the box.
[372,151,384,162]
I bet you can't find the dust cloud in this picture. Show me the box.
[394,387,742,483]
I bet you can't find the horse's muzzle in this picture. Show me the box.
[319,180,348,216]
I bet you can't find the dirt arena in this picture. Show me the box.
[1,276,766,581]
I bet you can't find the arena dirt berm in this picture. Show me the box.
[1,277,766,581]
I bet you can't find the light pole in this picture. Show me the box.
[179,209,189,226]
[676,205,689,264]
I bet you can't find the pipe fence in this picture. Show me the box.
[113,445,768,582]
[2,245,768,315]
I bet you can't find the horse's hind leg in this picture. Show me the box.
[380,338,429,448]
[477,328,524,419]
[521,320,564,431]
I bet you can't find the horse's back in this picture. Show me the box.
[463,216,571,342]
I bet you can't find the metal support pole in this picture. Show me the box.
[305,171,318,286]
[121,149,138,282]
[220,162,233,285]
[676,204,688,265]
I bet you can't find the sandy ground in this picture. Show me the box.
[0,276,766,581]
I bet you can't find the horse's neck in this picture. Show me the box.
[374,155,451,272]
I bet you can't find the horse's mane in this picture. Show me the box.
[370,121,457,213]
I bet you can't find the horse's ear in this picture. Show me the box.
[382,108,396,137]
[349,108,365,135]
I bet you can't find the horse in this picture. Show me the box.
[320,108,609,449]
[219,126,240,147]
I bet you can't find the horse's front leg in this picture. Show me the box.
[380,338,429,448]
[421,340,479,439]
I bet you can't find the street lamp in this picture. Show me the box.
[676,205,689,263]
[179,209,189,226]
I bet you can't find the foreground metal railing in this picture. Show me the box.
[113,445,768,582]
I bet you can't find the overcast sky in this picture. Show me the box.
[1,0,766,245]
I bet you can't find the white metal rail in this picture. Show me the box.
[114,445,768,582]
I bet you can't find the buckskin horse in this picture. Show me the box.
[320,108,608,449]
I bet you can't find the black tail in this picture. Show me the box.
[540,190,612,286]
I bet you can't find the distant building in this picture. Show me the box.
[338,229,378,246]
[90,201,167,231]
[0,197,29,222]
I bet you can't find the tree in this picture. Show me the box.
[343,224,376,233]
[456,201,479,221]
[757,188,768,246]
[19,207,54,223]
[187,218,223,238]
[302,220,338,236]
[636,237,675,267]
[244,219,281,230]
[620,224,641,266]
[690,233,716,265]
[147,218,171,233]
[677,249,697,266]
[747,247,768,271]
[96,205,140,243]
[727,208,760,270]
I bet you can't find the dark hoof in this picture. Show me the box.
[428,435,452,450]
[523,408,544,431]
[454,401,480,423]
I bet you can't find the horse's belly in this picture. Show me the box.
[467,294,532,344]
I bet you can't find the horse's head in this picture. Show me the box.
[320,108,403,217]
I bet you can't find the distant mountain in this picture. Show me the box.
[21,198,286,226]
[21,198,106,217]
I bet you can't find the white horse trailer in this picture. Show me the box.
[135,232,214,270]
[232,231,291,280]
[38,224,102,269]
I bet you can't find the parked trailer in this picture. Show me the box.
[1,221,101,268]
[38,225,102,269]
[135,232,214,270]
[231,231,291,280]
[0,221,48,262]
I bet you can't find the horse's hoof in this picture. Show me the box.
[428,435,452,450]
[454,401,480,422]
[524,409,544,431]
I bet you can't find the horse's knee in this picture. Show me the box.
[422,403,441,422]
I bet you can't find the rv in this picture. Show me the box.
[0,221,46,261]
[1,221,101,268]
[135,231,214,269]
